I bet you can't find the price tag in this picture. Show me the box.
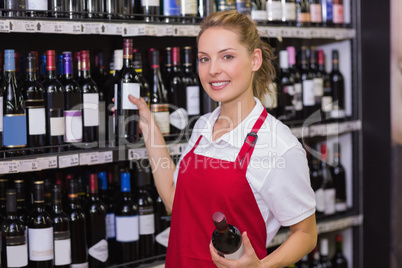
[173,25,190,36]
[145,24,156,36]
[326,123,339,136]
[59,154,79,168]
[98,151,113,163]
[0,20,11,32]
[102,23,124,35]
[192,25,200,36]
[309,125,327,137]
[38,156,58,170]
[280,27,292,38]
[0,161,20,174]
[9,20,36,33]
[267,27,280,38]
[123,24,139,36]
[61,21,83,34]
[19,159,40,172]
[80,152,99,165]
[83,23,101,34]
[37,21,64,33]
[165,25,173,36]
[128,148,148,160]
[137,24,146,35]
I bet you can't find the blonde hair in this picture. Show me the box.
[197,10,276,102]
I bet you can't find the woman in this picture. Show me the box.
[129,10,317,268]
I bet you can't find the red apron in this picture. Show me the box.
[165,109,268,267]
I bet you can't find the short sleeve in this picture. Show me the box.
[260,145,316,227]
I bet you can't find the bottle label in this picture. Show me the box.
[71,263,89,268]
[163,0,180,16]
[122,83,140,110]
[151,104,170,135]
[216,0,236,11]
[0,97,3,132]
[322,96,333,112]
[294,83,303,111]
[310,4,322,22]
[27,0,48,10]
[267,1,282,21]
[336,202,347,212]
[297,12,311,23]
[313,77,324,97]
[170,108,188,130]
[324,188,336,215]
[251,10,267,21]
[99,101,106,137]
[283,2,296,21]
[88,239,108,263]
[115,215,139,242]
[333,4,344,23]
[3,115,27,147]
[7,244,28,267]
[28,227,54,261]
[142,0,159,7]
[139,214,155,235]
[83,93,99,127]
[315,188,325,213]
[106,212,116,239]
[28,108,46,135]
[65,110,83,142]
[55,238,72,265]
[180,0,197,15]
[302,80,315,106]
[222,242,245,260]
[50,116,65,136]
[186,86,200,115]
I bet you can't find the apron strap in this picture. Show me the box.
[236,109,268,170]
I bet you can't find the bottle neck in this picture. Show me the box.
[33,201,46,211]
[26,69,37,81]
[332,61,339,71]
[183,64,193,73]
[124,58,133,68]
[47,69,57,79]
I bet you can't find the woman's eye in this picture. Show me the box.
[199,57,209,63]
[223,55,234,60]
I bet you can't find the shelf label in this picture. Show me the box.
[0,161,20,174]
[37,21,64,33]
[102,23,124,35]
[83,23,102,34]
[59,154,79,168]
[9,20,36,33]
[290,127,305,139]
[80,152,99,165]
[98,151,113,164]
[145,25,156,36]
[0,20,11,32]
[19,159,40,172]
[173,25,192,36]
[128,148,148,160]
[38,156,58,170]
[60,21,82,34]
[123,24,141,36]
[156,25,173,36]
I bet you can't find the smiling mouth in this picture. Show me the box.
[210,81,230,87]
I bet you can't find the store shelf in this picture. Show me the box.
[268,214,364,248]
[0,18,355,39]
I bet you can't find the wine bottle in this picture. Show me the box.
[142,0,160,22]
[278,50,295,121]
[310,151,325,216]
[215,0,236,11]
[84,0,104,18]
[320,238,332,268]
[4,0,26,16]
[250,0,267,24]
[180,0,197,22]
[310,245,321,268]
[321,0,333,26]
[119,0,134,19]
[309,0,322,26]
[0,52,4,84]
[51,185,72,267]
[287,46,303,121]
[21,52,46,154]
[316,49,331,120]
[136,166,155,260]
[74,52,82,81]
[98,171,116,264]
[67,178,89,267]
[332,0,343,26]
[0,178,7,220]
[281,0,296,25]
[66,0,84,18]
[133,49,151,106]
[300,46,315,119]
[42,50,65,153]
[310,47,323,113]
[331,234,348,268]
[296,0,311,26]
[49,0,68,17]
[61,51,83,148]
[1,189,29,268]
[329,50,345,119]
[94,52,108,147]
[321,144,335,216]
[105,0,118,18]
[28,181,54,268]
[154,194,170,254]
[2,49,27,156]
[330,143,347,213]
[163,0,180,22]
[211,212,244,259]
[267,0,282,24]
[115,39,141,146]
[39,53,46,82]
[182,46,201,130]
[15,179,29,232]
[85,173,108,267]
[115,172,139,264]
[26,0,48,17]
[149,48,170,136]
[44,177,54,213]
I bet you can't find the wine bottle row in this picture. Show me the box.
[0,160,170,267]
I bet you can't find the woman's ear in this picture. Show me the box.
[251,48,263,72]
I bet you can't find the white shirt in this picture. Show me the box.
[173,97,316,246]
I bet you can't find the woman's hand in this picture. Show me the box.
[128,95,153,137]
[210,232,262,268]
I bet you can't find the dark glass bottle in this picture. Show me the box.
[74,52,82,81]
[211,212,244,259]
[149,48,170,136]
[266,0,282,24]
[2,49,27,156]
[84,0,104,18]
[320,238,332,268]
[0,52,4,84]
[1,189,28,268]
[163,0,180,22]
[296,0,311,26]
[142,0,160,22]
[61,51,83,147]
[105,0,118,19]
[331,234,348,268]
[329,50,345,120]
[51,185,72,267]
[297,255,309,268]
[66,0,84,18]
[154,194,170,254]
[79,50,99,148]
[309,0,322,26]
[0,178,7,220]
[310,245,321,268]
[281,0,296,25]
[22,52,46,154]
[42,50,65,153]
[115,172,139,264]
[94,52,108,148]
[310,47,323,113]
[278,50,295,121]
[26,0,48,17]
[4,0,26,16]
[85,173,108,267]
[15,179,29,233]
[119,0,134,19]
[67,178,89,267]
[182,46,201,130]
[57,54,64,81]
[180,0,197,22]
[310,151,325,216]
[287,46,303,121]
[317,49,331,120]
[28,181,54,268]
[133,49,151,107]
[321,144,335,216]
[39,53,46,83]
[330,143,347,213]
[300,46,315,119]
[115,39,142,146]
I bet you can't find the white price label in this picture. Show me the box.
[19,159,40,172]
[290,127,305,139]
[326,123,339,136]
[0,161,20,174]
[38,156,58,170]
[80,152,99,165]
[145,25,156,36]
[59,154,79,168]
[98,151,113,164]
[309,125,327,137]
[123,25,139,36]
[83,23,102,34]
[165,25,173,36]
[9,20,36,32]
[137,24,146,35]
[192,25,200,36]
[173,25,191,36]
[102,23,124,35]
[59,22,82,34]
[37,21,64,33]
[128,148,148,160]
[267,27,280,38]
[280,27,292,38]
[0,20,11,32]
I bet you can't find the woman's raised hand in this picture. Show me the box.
[128,95,153,137]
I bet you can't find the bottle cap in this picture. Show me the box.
[4,49,15,71]
[98,171,108,191]
[317,50,325,65]
[320,238,329,255]
[120,172,131,192]
[286,46,296,65]
[332,50,339,60]
[89,173,98,194]
[172,47,180,66]
[46,50,56,71]
[279,50,289,69]
[33,181,45,203]
[321,144,328,161]
[26,52,37,72]
[52,184,62,203]
[183,46,193,66]
[149,48,160,69]
[6,188,17,213]
[80,50,90,71]
[336,234,343,242]
[68,178,78,198]
[114,49,123,71]
[212,211,228,232]
[123,39,133,60]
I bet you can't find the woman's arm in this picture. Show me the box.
[129,95,176,213]
[210,214,317,268]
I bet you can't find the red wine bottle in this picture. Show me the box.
[79,50,99,148]
[278,50,295,121]
[28,181,54,268]
[1,189,28,268]
[85,174,108,267]
[299,46,315,119]
[319,238,332,267]
[0,178,8,219]
[310,245,321,268]
[133,49,151,107]
[331,234,348,268]
[310,47,323,113]
[51,185,72,267]
[296,0,311,26]
[43,50,65,153]
[297,255,309,268]
[309,149,325,216]
[22,52,46,154]
[211,212,244,260]
[67,178,89,267]
[287,46,303,121]
[15,179,29,230]
[115,172,139,264]
[321,144,335,215]
[142,0,160,22]
[332,0,343,26]
[329,50,345,120]
[93,52,108,147]
[330,143,347,213]
[316,49,331,120]
[309,0,322,26]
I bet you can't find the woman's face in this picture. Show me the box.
[197,27,261,105]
